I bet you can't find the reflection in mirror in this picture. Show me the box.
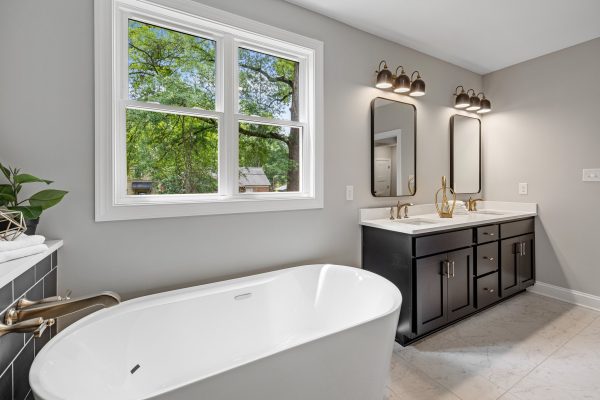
[371,98,416,197]
[450,115,481,194]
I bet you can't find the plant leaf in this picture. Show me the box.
[9,205,43,220]
[28,189,68,210]
[0,184,12,194]
[0,163,10,180]
[0,193,16,203]
[14,174,53,185]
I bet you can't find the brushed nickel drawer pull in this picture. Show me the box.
[483,256,495,261]
[484,288,495,293]
[451,261,455,278]
[483,232,495,236]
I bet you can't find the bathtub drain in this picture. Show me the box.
[130,364,141,374]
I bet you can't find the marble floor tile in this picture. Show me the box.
[507,316,600,400]
[387,352,461,400]
[388,293,600,400]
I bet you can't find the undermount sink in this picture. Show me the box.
[473,210,507,215]
[393,218,438,226]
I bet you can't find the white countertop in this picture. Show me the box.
[360,201,537,235]
[0,240,63,288]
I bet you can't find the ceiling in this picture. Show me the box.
[284,0,600,74]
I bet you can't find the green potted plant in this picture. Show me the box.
[0,162,68,235]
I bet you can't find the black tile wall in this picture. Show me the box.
[13,341,33,400]
[0,365,11,400]
[0,250,59,400]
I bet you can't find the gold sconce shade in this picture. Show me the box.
[454,86,470,109]
[409,71,426,97]
[393,66,411,93]
[375,60,393,89]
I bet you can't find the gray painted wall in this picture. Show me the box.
[0,0,481,300]
[482,38,600,296]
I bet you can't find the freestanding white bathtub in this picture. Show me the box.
[30,264,401,400]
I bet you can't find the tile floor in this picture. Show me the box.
[385,292,600,400]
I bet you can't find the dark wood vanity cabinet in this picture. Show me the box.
[362,217,535,345]
[416,248,475,335]
[500,233,535,298]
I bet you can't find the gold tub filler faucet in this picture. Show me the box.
[435,176,456,218]
[0,290,121,337]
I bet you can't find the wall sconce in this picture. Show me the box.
[375,61,393,89]
[466,89,481,111]
[453,86,492,113]
[375,60,426,97]
[477,94,492,114]
[409,71,426,97]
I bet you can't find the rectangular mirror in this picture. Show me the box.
[371,97,416,197]
[450,114,481,194]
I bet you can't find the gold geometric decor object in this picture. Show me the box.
[435,176,457,219]
[0,209,27,241]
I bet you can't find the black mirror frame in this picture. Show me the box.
[370,97,417,197]
[450,114,482,194]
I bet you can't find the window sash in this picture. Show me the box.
[117,5,311,201]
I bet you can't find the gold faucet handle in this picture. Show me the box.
[0,317,45,337]
[17,290,72,309]
[33,318,55,338]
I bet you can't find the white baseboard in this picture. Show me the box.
[528,282,600,312]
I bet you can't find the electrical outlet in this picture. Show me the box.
[518,182,528,195]
[346,185,354,201]
[583,169,600,182]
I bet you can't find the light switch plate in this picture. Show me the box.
[518,182,528,195]
[346,185,354,201]
[583,169,600,182]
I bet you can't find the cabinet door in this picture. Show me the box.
[500,238,521,298]
[518,234,535,288]
[447,248,476,322]
[416,255,448,335]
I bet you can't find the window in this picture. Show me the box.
[95,0,323,220]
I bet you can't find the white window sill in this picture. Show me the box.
[95,195,323,221]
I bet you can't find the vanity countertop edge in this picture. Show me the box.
[360,201,537,235]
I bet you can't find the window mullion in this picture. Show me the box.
[220,34,237,197]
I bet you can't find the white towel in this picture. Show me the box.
[0,234,46,252]
[0,244,49,263]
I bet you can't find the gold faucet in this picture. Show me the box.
[0,317,55,337]
[396,202,414,219]
[467,197,484,212]
[4,291,121,325]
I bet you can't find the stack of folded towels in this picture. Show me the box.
[0,234,48,263]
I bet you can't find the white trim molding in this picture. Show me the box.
[528,282,600,312]
[94,0,324,221]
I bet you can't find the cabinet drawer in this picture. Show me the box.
[477,272,499,308]
[476,242,498,276]
[415,229,473,258]
[501,218,534,239]
[477,225,499,243]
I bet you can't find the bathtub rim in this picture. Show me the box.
[30,264,402,400]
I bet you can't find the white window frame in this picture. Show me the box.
[94,0,323,221]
